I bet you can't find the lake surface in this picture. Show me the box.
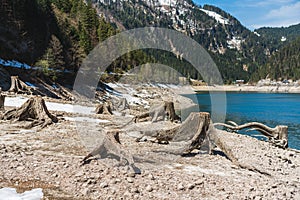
[185,92,300,150]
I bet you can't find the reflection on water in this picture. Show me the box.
[183,92,300,150]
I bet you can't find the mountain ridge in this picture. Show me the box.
[0,0,300,84]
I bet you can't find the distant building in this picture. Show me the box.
[190,78,206,86]
[235,80,244,84]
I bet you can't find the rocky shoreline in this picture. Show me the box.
[193,85,300,93]
[0,84,299,199]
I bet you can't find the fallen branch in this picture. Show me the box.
[214,121,288,149]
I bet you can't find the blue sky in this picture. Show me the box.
[193,0,300,30]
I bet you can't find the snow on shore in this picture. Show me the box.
[0,188,43,200]
[5,96,95,115]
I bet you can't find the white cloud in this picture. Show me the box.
[252,1,300,28]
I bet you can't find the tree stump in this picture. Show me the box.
[133,112,211,154]
[134,101,180,123]
[82,130,140,174]
[0,94,5,111]
[95,102,113,115]
[165,101,180,122]
[8,76,33,94]
[114,97,130,111]
[1,96,58,128]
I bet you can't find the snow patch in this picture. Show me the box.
[281,36,287,42]
[253,31,260,37]
[199,9,229,25]
[157,0,176,6]
[0,187,43,200]
[4,96,95,115]
[227,37,243,50]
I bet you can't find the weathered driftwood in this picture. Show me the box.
[134,101,180,123]
[0,94,5,111]
[1,96,58,128]
[8,76,33,94]
[95,102,113,115]
[214,121,288,149]
[82,130,140,174]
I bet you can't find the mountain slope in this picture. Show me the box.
[0,0,117,83]
[255,23,300,54]
[1,0,299,84]
[253,36,300,81]
[91,0,271,82]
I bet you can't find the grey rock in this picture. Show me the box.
[100,182,108,188]
[127,177,134,183]
[145,185,153,192]
[177,183,185,190]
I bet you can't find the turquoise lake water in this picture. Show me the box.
[185,92,300,150]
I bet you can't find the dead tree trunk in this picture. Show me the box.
[95,102,113,115]
[0,94,5,111]
[8,76,32,94]
[1,96,58,128]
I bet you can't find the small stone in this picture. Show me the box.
[187,183,195,190]
[127,177,134,183]
[195,180,204,185]
[100,182,108,188]
[81,188,90,196]
[87,179,93,184]
[145,185,153,192]
[271,184,277,188]
[177,183,185,190]
[130,187,139,193]
[75,171,84,177]
[148,174,155,180]
[123,191,132,197]
[16,166,25,171]
[127,172,136,178]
